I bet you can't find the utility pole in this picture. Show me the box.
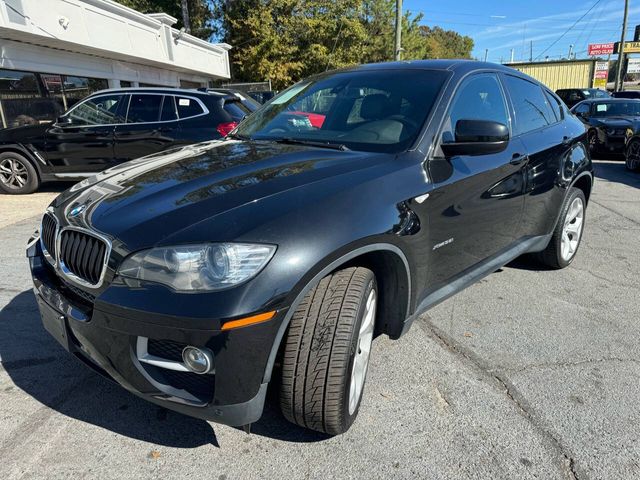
[568,44,574,60]
[529,41,533,62]
[614,0,629,91]
[510,48,515,63]
[181,0,191,34]
[394,0,403,61]
[484,49,489,62]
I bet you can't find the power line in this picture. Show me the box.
[534,0,603,60]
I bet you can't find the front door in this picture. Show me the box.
[44,93,126,173]
[423,73,526,290]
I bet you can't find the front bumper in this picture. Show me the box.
[27,241,285,427]
[594,133,626,153]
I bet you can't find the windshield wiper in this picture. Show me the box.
[226,132,250,141]
[274,137,350,151]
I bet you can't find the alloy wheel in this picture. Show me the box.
[627,141,640,170]
[348,288,376,415]
[561,197,584,261]
[0,157,29,190]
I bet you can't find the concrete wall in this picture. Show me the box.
[0,0,231,84]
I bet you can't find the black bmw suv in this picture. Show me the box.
[28,60,592,435]
[0,88,256,194]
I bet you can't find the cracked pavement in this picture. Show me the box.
[0,160,638,479]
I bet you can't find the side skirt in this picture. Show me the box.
[400,234,551,336]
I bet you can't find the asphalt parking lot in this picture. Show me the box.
[0,160,638,479]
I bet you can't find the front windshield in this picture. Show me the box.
[591,101,640,117]
[234,69,449,153]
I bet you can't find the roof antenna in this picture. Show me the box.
[325,18,345,71]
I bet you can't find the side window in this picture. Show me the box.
[594,89,609,98]
[126,94,162,123]
[160,96,177,121]
[176,96,205,119]
[573,103,590,115]
[441,74,509,143]
[504,76,556,135]
[544,90,563,121]
[67,94,125,125]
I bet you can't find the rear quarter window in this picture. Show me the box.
[176,97,205,119]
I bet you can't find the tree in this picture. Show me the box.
[114,0,213,39]
[418,26,474,59]
[214,0,474,89]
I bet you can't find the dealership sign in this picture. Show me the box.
[588,43,615,56]
[593,61,609,88]
[627,58,640,74]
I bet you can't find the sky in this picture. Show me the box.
[403,0,639,63]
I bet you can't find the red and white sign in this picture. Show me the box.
[588,43,615,56]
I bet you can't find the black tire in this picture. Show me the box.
[535,187,586,269]
[625,138,640,172]
[0,151,39,194]
[280,267,377,435]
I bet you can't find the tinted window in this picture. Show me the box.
[505,76,556,134]
[176,96,205,119]
[591,101,640,117]
[442,74,508,142]
[67,94,125,125]
[573,103,590,115]
[235,69,449,153]
[223,100,250,121]
[544,90,563,121]
[127,94,162,123]
[160,95,177,121]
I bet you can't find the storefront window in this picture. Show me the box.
[0,69,63,127]
[0,70,109,127]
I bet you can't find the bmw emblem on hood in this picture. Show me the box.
[68,204,86,218]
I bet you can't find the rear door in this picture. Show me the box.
[44,93,126,173]
[502,75,572,238]
[425,73,526,287]
[113,94,179,162]
[173,94,215,143]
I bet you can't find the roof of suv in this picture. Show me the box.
[88,87,214,97]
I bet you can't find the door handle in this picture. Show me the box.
[510,153,528,165]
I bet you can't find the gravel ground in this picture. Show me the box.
[0,160,638,479]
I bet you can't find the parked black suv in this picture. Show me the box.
[28,60,593,435]
[556,88,610,108]
[0,88,247,194]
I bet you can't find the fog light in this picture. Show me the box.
[182,346,213,374]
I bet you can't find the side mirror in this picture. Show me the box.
[440,119,509,157]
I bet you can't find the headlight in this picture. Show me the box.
[118,243,276,292]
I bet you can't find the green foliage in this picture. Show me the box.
[114,0,214,39]
[115,0,475,89]
[216,0,474,89]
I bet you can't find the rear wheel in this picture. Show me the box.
[280,267,377,435]
[587,129,597,154]
[626,138,640,171]
[535,187,586,269]
[0,152,39,194]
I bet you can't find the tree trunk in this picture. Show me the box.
[181,0,191,33]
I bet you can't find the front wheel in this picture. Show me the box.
[535,187,586,269]
[0,152,39,194]
[279,267,377,435]
[625,139,640,171]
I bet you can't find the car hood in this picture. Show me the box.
[0,123,51,143]
[590,116,640,129]
[54,140,392,249]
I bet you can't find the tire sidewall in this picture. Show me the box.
[0,152,39,194]
[339,273,377,432]
[626,139,640,171]
[553,188,586,268]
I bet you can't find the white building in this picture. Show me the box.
[0,0,231,127]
